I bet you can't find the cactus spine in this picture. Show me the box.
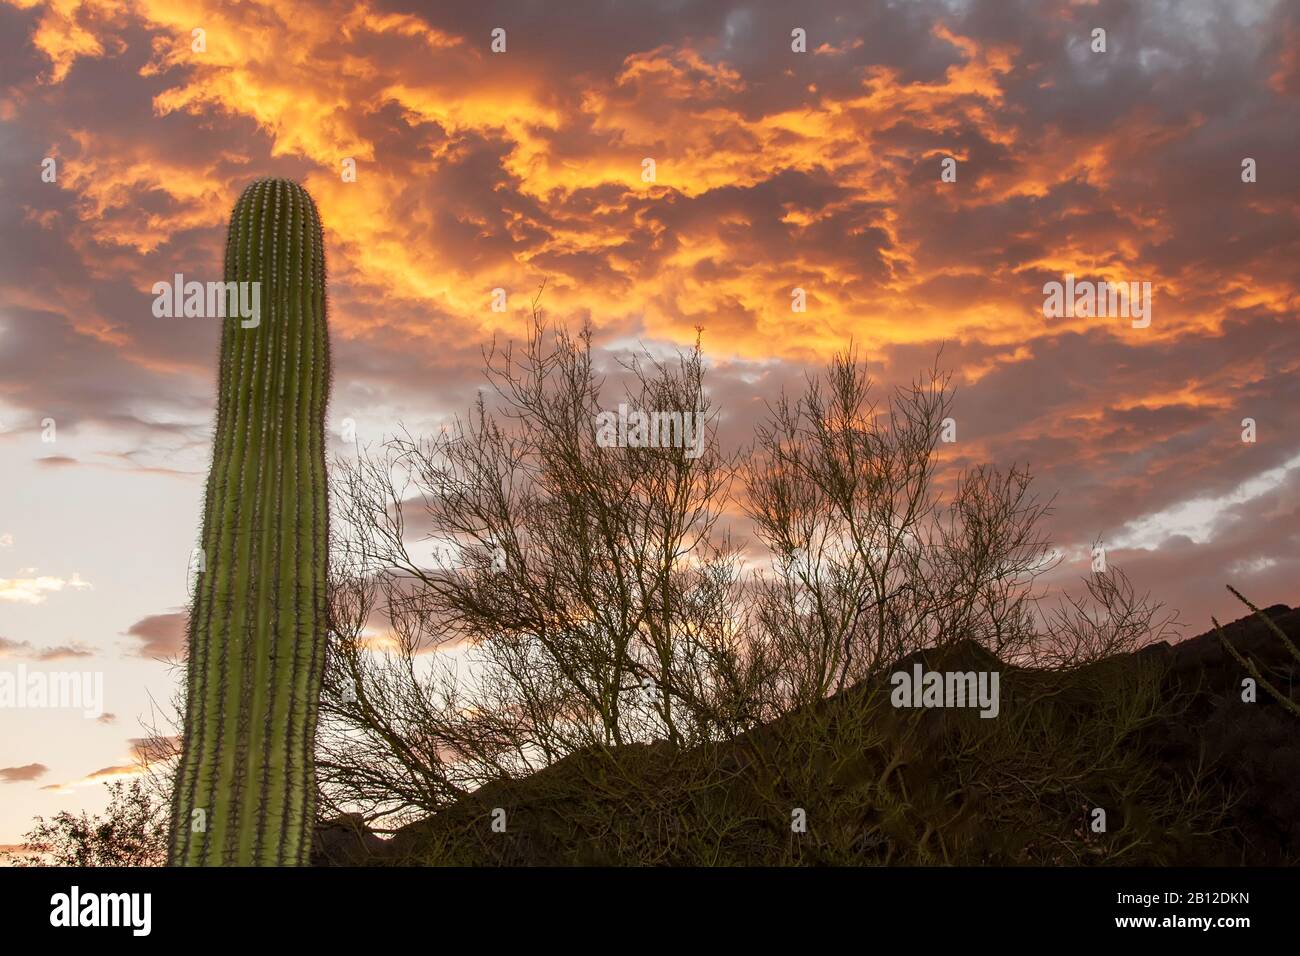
[170,179,330,866]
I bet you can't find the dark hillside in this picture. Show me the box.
[314,605,1300,866]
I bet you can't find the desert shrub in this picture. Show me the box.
[318,313,1211,864]
[3,779,167,867]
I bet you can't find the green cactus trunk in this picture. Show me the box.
[169,179,330,866]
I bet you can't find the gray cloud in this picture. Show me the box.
[0,764,49,784]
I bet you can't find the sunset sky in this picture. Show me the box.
[1,0,1298,848]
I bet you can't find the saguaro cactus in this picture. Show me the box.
[170,179,331,865]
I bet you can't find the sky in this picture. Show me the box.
[1,0,1298,849]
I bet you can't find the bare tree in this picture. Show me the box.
[1030,554,1180,669]
[319,310,769,828]
[744,349,1055,704]
[317,326,1188,841]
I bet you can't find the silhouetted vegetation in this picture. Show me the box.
[3,780,167,867]
[308,318,1283,866]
